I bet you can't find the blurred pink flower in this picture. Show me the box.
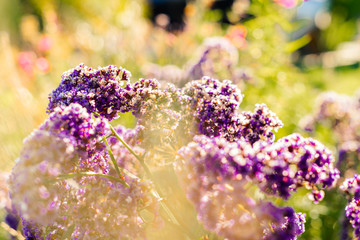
[226,25,247,49]
[274,0,298,8]
[36,57,50,73]
[37,35,53,52]
[18,51,36,77]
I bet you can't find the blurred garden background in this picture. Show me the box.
[1,0,360,239]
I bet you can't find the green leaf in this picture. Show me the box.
[285,34,311,53]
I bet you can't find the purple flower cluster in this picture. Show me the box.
[126,79,182,147]
[257,133,340,201]
[341,174,360,198]
[10,64,341,239]
[302,91,360,143]
[9,103,159,238]
[19,176,157,240]
[176,133,338,239]
[186,37,239,82]
[46,64,254,149]
[301,91,360,170]
[9,129,76,225]
[260,202,306,240]
[47,64,183,148]
[42,103,110,173]
[180,76,243,139]
[65,177,157,240]
[142,37,251,88]
[237,103,283,144]
[48,64,131,120]
[341,175,360,238]
[9,103,111,225]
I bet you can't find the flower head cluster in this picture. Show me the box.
[257,133,339,201]
[126,78,183,148]
[48,64,131,120]
[18,176,157,240]
[180,76,243,139]
[9,103,110,225]
[67,177,157,240]
[12,64,340,239]
[186,37,239,82]
[302,92,359,140]
[341,174,360,238]
[260,202,306,240]
[142,37,251,88]
[42,103,110,173]
[9,129,75,225]
[10,102,159,238]
[302,91,360,171]
[237,103,284,144]
[176,134,319,239]
[341,174,360,199]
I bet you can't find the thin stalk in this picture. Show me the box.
[57,172,129,187]
[103,136,126,183]
[150,189,179,225]
[110,125,183,229]
[109,125,152,177]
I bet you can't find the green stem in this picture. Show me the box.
[103,136,126,183]
[109,125,183,228]
[109,125,152,177]
[57,172,129,187]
